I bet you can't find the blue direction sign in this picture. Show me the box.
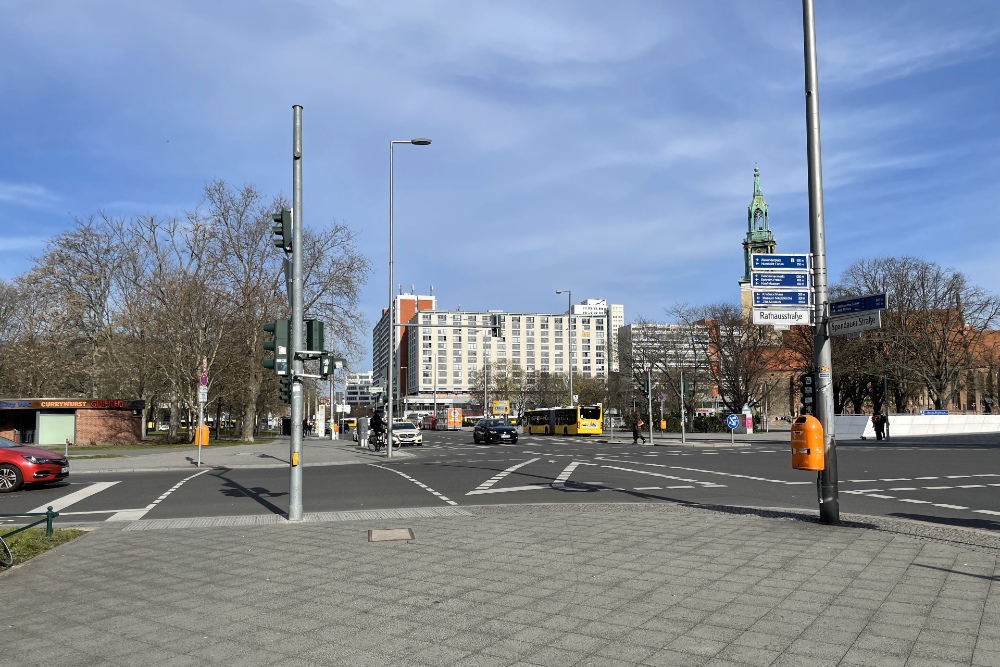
[726,414,740,429]
[753,290,810,306]
[752,254,809,270]
[752,272,810,288]
[830,293,886,317]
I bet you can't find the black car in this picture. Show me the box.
[473,419,518,444]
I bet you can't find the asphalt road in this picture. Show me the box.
[2,430,999,532]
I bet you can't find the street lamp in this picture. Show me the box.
[556,289,573,406]
[388,138,431,459]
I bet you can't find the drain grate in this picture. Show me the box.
[368,528,415,542]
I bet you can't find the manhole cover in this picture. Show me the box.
[368,528,414,542]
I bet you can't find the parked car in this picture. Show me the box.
[473,419,518,444]
[0,437,70,493]
[391,421,423,446]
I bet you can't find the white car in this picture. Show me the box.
[391,421,422,446]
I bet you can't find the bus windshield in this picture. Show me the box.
[580,406,601,420]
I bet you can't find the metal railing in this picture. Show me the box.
[0,506,59,539]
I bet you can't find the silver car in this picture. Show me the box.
[391,421,423,446]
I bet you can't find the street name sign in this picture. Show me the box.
[830,311,881,337]
[751,272,810,288]
[753,290,810,306]
[752,309,810,326]
[922,409,949,416]
[830,293,886,317]
[752,254,809,270]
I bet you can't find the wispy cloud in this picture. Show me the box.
[0,182,58,207]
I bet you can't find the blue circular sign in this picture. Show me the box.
[726,414,740,429]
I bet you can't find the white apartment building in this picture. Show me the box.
[572,299,624,372]
[344,371,374,408]
[394,303,616,409]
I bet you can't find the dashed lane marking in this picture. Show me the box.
[368,464,457,505]
[107,469,213,522]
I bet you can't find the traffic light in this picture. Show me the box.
[798,372,816,415]
[263,319,290,376]
[279,376,292,404]
[272,209,292,253]
[683,380,693,395]
[305,319,324,352]
[638,375,649,395]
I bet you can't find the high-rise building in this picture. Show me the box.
[616,322,711,374]
[372,290,436,398]
[572,299,625,372]
[376,296,622,412]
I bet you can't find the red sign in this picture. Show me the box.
[200,374,209,387]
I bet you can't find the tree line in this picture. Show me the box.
[0,181,371,443]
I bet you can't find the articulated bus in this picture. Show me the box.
[523,405,603,436]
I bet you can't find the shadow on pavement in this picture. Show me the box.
[211,468,288,516]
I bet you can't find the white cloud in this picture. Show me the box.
[0,182,58,207]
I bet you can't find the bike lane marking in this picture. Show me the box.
[105,469,213,522]
[369,464,457,505]
[29,481,119,514]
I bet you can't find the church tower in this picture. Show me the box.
[739,165,776,316]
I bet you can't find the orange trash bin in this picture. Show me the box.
[790,415,824,470]
[195,424,210,446]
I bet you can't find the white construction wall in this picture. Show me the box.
[835,414,1000,439]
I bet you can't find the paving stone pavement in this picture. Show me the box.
[4,502,1000,667]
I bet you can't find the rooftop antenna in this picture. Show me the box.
[411,284,415,294]
[429,285,434,295]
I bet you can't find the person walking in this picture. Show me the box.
[632,413,646,445]
[871,410,887,441]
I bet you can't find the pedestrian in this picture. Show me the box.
[632,413,646,445]
[871,410,887,441]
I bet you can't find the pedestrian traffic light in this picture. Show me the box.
[798,372,815,415]
[279,376,292,404]
[305,319,324,352]
[263,319,290,376]
[272,209,292,253]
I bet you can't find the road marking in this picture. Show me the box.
[899,499,932,504]
[107,469,213,521]
[30,481,119,514]
[933,504,968,510]
[470,458,539,493]
[369,464,456,505]
[868,494,895,499]
[598,465,724,487]
[974,510,1000,516]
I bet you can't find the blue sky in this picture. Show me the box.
[3,1,998,367]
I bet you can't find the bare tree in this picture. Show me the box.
[838,257,1000,410]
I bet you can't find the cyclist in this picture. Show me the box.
[370,410,385,446]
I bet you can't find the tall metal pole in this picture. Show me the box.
[680,369,686,444]
[556,290,573,406]
[802,0,838,524]
[646,368,654,445]
[289,105,305,521]
[388,141,396,460]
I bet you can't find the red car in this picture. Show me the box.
[0,437,69,492]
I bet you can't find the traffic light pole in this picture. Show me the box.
[289,105,305,522]
[802,0,838,524]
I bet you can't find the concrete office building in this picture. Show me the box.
[344,372,374,409]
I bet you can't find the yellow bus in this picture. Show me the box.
[523,405,603,436]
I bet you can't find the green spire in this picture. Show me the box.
[740,163,776,284]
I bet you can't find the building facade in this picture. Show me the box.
[372,291,437,399]
[344,372,374,409]
[377,297,621,412]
